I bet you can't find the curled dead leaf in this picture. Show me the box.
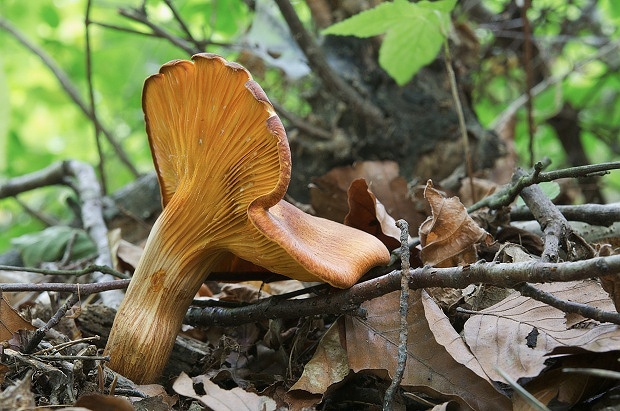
[419,180,493,267]
[344,179,402,250]
[310,160,427,231]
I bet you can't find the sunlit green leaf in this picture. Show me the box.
[322,0,456,85]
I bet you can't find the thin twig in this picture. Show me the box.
[383,220,410,410]
[0,278,130,293]
[514,167,571,262]
[34,355,111,361]
[490,41,619,132]
[185,254,620,327]
[163,0,199,47]
[495,366,550,411]
[444,40,475,201]
[85,0,108,195]
[23,294,80,353]
[273,0,384,123]
[510,203,620,227]
[515,282,620,324]
[118,7,200,55]
[468,161,620,212]
[520,0,536,166]
[272,101,332,140]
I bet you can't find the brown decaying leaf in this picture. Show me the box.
[74,394,134,411]
[457,177,498,206]
[463,280,620,383]
[344,178,401,250]
[310,160,427,230]
[135,384,178,408]
[173,372,276,411]
[597,244,620,312]
[421,291,491,384]
[419,180,493,267]
[345,290,510,411]
[0,295,35,343]
[513,353,620,410]
[290,320,349,394]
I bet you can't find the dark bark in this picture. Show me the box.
[274,2,504,201]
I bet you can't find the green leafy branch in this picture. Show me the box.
[322,0,456,86]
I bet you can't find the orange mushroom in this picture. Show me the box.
[104,53,390,383]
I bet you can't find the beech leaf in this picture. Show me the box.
[322,0,456,85]
[290,320,349,394]
[0,295,35,343]
[172,372,276,411]
[463,280,620,383]
[345,290,510,410]
[310,160,426,230]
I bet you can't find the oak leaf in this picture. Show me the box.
[345,290,510,410]
[463,280,620,383]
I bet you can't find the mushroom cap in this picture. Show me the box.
[143,53,389,288]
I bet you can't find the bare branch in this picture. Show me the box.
[273,0,384,123]
[117,7,200,56]
[469,161,620,212]
[185,254,620,327]
[0,161,127,307]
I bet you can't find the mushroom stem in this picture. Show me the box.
[104,202,221,383]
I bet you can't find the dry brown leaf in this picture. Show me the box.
[0,295,34,343]
[172,372,276,411]
[115,238,144,271]
[419,180,492,267]
[597,244,620,312]
[463,280,620,383]
[290,320,349,394]
[600,274,620,313]
[513,353,620,410]
[457,177,498,206]
[344,178,401,250]
[421,291,491,383]
[495,226,544,257]
[74,394,134,411]
[310,160,427,230]
[136,383,178,408]
[346,290,510,410]
[218,282,272,303]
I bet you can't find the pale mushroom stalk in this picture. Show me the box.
[104,54,390,383]
[105,193,226,383]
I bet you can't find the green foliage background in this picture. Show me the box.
[0,0,252,250]
[1,0,619,253]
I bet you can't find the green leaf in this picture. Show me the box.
[322,0,417,38]
[322,0,457,85]
[12,226,97,266]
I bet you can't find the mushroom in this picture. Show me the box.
[104,54,390,383]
